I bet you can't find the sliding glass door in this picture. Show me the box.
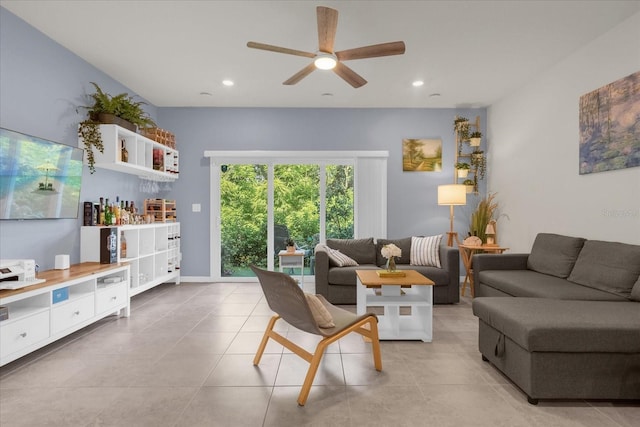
[216,159,354,279]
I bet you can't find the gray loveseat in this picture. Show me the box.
[471,233,640,404]
[314,237,460,305]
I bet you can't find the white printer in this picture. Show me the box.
[0,259,46,290]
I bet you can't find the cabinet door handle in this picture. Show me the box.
[19,332,27,338]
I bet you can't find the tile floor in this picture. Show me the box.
[0,281,638,427]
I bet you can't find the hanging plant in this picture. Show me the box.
[471,150,486,180]
[453,116,470,140]
[77,121,103,174]
[469,131,482,147]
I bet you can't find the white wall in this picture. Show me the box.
[488,12,640,252]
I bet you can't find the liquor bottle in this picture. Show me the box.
[115,197,121,225]
[120,138,128,163]
[99,197,105,225]
[120,231,127,259]
[104,199,112,226]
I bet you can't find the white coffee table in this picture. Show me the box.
[356,269,435,342]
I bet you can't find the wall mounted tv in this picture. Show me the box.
[0,127,84,220]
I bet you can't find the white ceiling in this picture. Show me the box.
[2,0,639,108]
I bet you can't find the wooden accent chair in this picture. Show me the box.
[250,265,382,406]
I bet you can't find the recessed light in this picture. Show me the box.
[222,80,234,87]
[412,80,424,87]
[429,93,441,97]
[321,92,334,97]
[200,91,213,96]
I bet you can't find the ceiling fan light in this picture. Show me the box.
[314,53,337,70]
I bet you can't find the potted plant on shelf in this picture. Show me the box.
[462,179,475,193]
[77,82,157,173]
[453,116,470,140]
[455,162,470,178]
[285,238,296,253]
[471,150,486,180]
[469,131,482,147]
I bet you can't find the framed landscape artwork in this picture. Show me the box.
[579,70,640,174]
[402,138,442,172]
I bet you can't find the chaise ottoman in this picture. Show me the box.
[472,297,640,404]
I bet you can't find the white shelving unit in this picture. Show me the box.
[78,124,179,181]
[0,263,129,366]
[80,223,181,297]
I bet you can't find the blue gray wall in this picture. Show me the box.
[0,7,485,275]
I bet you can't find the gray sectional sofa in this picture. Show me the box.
[471,233,640,404]
[314,237,460,305]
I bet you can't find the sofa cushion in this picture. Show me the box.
[410,235,443,268]
[526,233,586,278]
[327,238,376,265]
[376,237,411,265]
[630,276,640,301]
[305,293,335,328]
[328,265,379,286]
[321,245,358,267]
[478,270,627,301]
[472,297,640,353]
[567,240,640,298]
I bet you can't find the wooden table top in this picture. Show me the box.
[356,269,434,287]
[0,262,128,298]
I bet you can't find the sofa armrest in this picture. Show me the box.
[472,253,530,289]
[314,244,330,298]
[440,245,460,303]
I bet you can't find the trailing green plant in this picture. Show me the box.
[471,149,486,179]
[462,179,474,186]
[470,131,482,139]
[78,121,102,174]
[454,116,470,140]
[455,162,470,170]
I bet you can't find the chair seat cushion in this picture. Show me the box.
[472,297,640,353]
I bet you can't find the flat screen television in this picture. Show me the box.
[0,127,84,220]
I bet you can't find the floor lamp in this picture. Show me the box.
[437,184,467,246]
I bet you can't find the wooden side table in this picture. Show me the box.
[458,244,509,297]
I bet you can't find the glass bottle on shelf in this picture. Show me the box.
[120,231,127,258]
[120,138,128,163]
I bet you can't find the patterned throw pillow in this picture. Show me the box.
[323,246,359,267]
[305,293,335,328]
[410,235,443,268]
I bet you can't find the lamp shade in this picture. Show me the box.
[437,184,467,206]
[485,222,496,235]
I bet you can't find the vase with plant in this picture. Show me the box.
[453,116,470,140]
[471,150,486,180]
[455,162,470,178]
[469,192,499,243]
[78,82,157,173]
[285,238,295,252]
[469,131,482,147]
[381,243,402,272]
[462,179,475,193]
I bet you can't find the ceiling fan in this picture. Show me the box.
[247,6,406,88]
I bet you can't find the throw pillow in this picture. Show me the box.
[305,293,335,328]
[321,245,359,267]
[410,235,443,268]
[567,240,640,297]
[527,233,586,278]
[630,276,640,302]
[326,238,376,264]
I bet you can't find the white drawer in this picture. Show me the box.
[0,310,50,358]
[96,282,127,314]
[51,294,95,335]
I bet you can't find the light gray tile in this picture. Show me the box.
[264,386,351,426]
[204,353,279,386]
[275,353,345,386]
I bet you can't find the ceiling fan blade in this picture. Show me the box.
[333,62,367,88]
[317,6,338,53]
[247,41,315,58]
[283,63,317,85]
[336,41,406,61]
